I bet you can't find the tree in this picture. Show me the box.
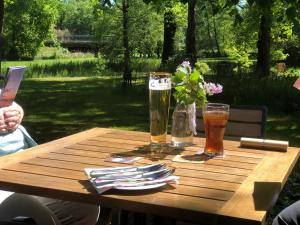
[254,0,273,78]
[225,0,272,77]
[59,0,96,34]
[227,0,300,78]
[185,0,197,66]
[99,0,132,86]
[122,0,131,86]
[128,0,163,58]
[95,0,161,58]
[3,0,58,60]
[143,0,179,64]
[161,2,177,64]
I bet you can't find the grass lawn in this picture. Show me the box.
[18,76,149,144]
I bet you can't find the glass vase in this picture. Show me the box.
[171,103,196,147]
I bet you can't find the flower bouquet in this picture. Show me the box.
[171,61,222,147]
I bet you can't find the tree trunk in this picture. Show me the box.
[212,17,221,57]
[122,0,132,86]
[161,7,176,64]
[0,0,4,74]
[185,0,197,67]
[255,14,271,78]
[205,12,215,55]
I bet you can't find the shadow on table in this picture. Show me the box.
[253,181,281,210]
[79,180,177,196]
[110,144,185,161]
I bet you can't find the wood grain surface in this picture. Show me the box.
[0,128,298,225]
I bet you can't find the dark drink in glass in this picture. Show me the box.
[203,103,229,157]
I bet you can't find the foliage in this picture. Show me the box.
[206,74,300,113]
[93,6,121,59]
[128,0,163,57]
[3,0,58,60]
[94,0,164,59]
[172,60,222,107]
[58,0,97,34]
[35,47,95,60]
[195,0,236,57]
[171,2,187,52]
[281,67,300,77]
[272,49,288,62]
[225,0,300,74]
[0,57,161,78]
[270,1,295,61]
[226,4,258,57]
[227,46,254,72]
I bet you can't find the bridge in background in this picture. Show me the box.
[45,34,102,52]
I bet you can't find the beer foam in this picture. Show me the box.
[149,78,171,90]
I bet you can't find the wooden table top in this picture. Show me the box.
[0,128,299,225]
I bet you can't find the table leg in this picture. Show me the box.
[111,208,121,225]
[96,207,112,225]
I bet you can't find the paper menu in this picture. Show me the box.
[0,66,25,107]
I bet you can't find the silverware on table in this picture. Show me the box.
[92,168,175,186]
[89,163,166,178]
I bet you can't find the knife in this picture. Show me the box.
[92,168,175,185]
[89,163,166,178]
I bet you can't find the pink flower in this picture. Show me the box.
[180,61,192,74]
[203,82,223,96]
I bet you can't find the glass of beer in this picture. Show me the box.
[149,72,171,147]
[203,103,230,157]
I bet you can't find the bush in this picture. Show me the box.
[1,59,103,78]
[106,58,161,73]
[1,57,161,78]
[3,0,58,60]
[206,75,300,113]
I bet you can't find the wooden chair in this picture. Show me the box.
[196,105,268,140]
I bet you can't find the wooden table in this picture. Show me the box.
[0,128,299,225]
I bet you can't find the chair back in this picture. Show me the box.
[196,105,268,139]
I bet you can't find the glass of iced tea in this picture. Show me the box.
[149,72,171,147]
[203,103,230,157]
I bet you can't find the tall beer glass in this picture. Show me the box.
[149,72,171,146]
[203,103,230,157]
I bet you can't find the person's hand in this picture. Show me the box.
[0,108,6,133]
[0,103,24,132]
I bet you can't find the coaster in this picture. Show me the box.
[105,155,143,164]
[172,154,208,164]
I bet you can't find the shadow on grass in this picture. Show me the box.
[17,77,149,144]
[267,112,300,147]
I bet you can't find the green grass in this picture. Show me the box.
[35,47,95,60]
[2,57,97,67]
[17,76,149,143]
[1,58,102,78]
[267,112,300,147]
